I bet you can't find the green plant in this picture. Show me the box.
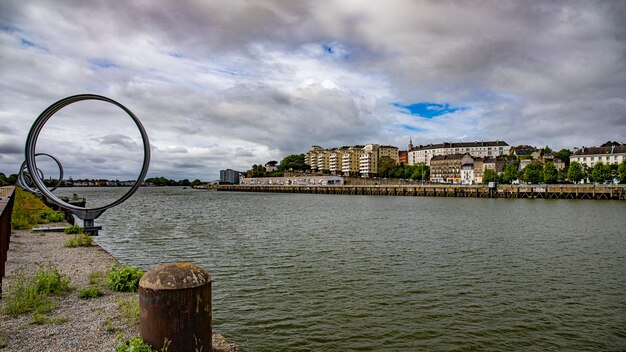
[64,224,84,234]
[64,233,93,247]
[116,335,157,352]
[3,267,71,315]
[107,265,144,292]
[88,271,107,286]
[116,296,140,326]
[78,285,103,299]
[35,267,72,295]
[10,188,64,229]
[31,312,69,325]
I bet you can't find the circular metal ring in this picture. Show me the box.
[25,94,150,217]
[18,153,64,193]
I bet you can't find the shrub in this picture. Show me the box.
[10,188,64,229]
[31,312,69,325]
[64,225,84,234]
[35,267,72,295]
[116,335,157,352]
[78,285,103,299]
[64,233,93,247]
[108,265,144,292]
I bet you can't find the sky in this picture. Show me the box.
[1,0,625,181]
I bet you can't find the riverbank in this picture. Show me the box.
[215,183,626,200]
[0,225,240,351]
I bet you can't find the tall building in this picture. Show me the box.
[408,141,510,166]
[429,153,474,183]
[220,169,242,184]
[305,144,399,177]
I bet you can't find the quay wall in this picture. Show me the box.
[215,184,626,200]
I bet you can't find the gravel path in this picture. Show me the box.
[0,225,240,352]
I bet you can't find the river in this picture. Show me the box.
[55,187,626,351]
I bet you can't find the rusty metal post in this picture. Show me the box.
[139,263,212,351]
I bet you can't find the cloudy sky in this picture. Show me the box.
[1,1,625,181]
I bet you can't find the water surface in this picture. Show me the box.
[56,187,626,351]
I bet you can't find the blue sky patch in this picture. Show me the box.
[401,124,425,133]
[21,38,35,47]
[89,58,117,69]
[393,102,465,119]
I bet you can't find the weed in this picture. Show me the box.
[116,296,140,327]
[107,265,144,292]
[35,267,72,295]
[88,271,107,286]
[78,285,103,299]
[115,335,157,352]
[64,233,93,247]
[10,188,65,229]
[31,312,69,325]
[3,267,71,315]
[63,224,83,234]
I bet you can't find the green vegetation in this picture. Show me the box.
[388,162,430,181]
[64,224,83,234]
[567,161,584,183]
[482,169,498,184]
[11,188,66,229]
[0,172,17,186]
[108,265,144,292]
[116,335,157,352]
[618,160,626,183]
[500,163,519,184]
[116,296,140,326]
[88,270,107,286]
[64,233,94,247]
[543,162,558,184]
[3,266,72,316]
[78,285,104,299]
[31,312,69,325]
[521,162,543,184]
[590,162,612,183]
[144,177,199,186]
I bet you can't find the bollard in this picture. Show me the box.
[139,263,212,351]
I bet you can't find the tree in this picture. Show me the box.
[522,162,543,184]
[543,162,558,184]
[482,169,498,184]
[278,154,309,172]
[267,160,278,166]
[7,174,17,185]
[501,163,518,184]
[618,161,626,184]
[180,179,191,187]
[250,164,267,177]
[553,149,572,166]
[191,179,203,187]
[378,156,397,178]
[543,145,553,154]
[590,162,612,183]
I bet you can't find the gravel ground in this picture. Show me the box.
[0,225,240,352]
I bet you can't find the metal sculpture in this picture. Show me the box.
[24,94,150,232]
[17,153,63,193]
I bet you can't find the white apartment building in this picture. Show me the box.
[570,145,626,167]
[408,141,510,166]
[306,144,399,177]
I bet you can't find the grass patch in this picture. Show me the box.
[63,224,83,234]
[78,285,103,299]
[3,266,72,315]
[108,265,144,292]
[116,296,140,327]
[88,271,107,286]
[11,188,65,229]
[64,233,93,247]
[31,312,69,325]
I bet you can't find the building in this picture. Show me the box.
[429,153,474,183]
[483,156,507,175]
[360,144,400,178]
[398,150,408,165]
[306,144,399,178]
[240,175,344,186]
[473,158,484,184]
[408,141,510,166]
[265,162,278,173]
[219,169,242,184]
[460,163,475,185]
[571,145,626,167]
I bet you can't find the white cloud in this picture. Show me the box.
[1,0,625,180]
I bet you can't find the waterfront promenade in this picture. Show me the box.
[215,184,626,200]
[0,225,239,351]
